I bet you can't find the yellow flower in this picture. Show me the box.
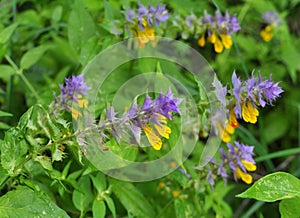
[242,101,259,124]
[198,33,205,47]
[142,115,172,150]
[260,25,274,42]
[220,34,233,49]
[134,21,157,48]
[214,37,224,53]
[235,161,256,184]
[172,190,180,198]
[229,108,239,128]
[235,167,253,184]
[218,120,235,143]
[143,125,162,150]
[70,107,82,120]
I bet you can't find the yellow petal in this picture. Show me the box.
[143,125,162,150]
[210,31,217,44]
[235,168,253,184]
[154,124,171,139]
[78,99,88,108]
[198,33,205,47]
[214,38,224,53]
[242,160,256,171]
[70,107,82,120]
[225,124,235,135]
[242,101,259,124]
[220,34,232,49]
[229,109,239,128]
[260,25,274,42]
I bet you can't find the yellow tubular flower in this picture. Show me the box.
[260,25,274,42]
[242,101,259,123]
[235,167,253,184]
[154,123,171,139]
[242,160,257,171]
[78,99,88,108]
[143,125,162,150]
[198,33,206,47]
[229,109,239,128]
[220,34,233,49]
[210,31,217,43]
[70,107,82,120]
[218,121,235,143]
[134,20,156,48]
[214,38,224,53]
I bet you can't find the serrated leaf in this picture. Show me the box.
[236,172,300,202]
[92,199,106,218]
[110,179,155,218]
[0,23,18,44]
[20,45,51,69]
[0,186,69,217]
[35,156,53,171]
[72,175,93,214]
[279,197,300,218]
[0,128,28,175]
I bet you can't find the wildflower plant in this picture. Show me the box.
[0,1,297,218]
[125,2,169,47]
[260,11,281,42]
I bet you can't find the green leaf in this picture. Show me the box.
[0,65,14,82]
[262,110,289,144]
[72,175,93,214]
[0,128,28,175]
[279,197,300,218]
[20,45,51,70]
[79,36,99,66]
[110,179,155,218]
[104,0,114,22]
[0,186,69,217]
[52,5,63,23]
[104,196,116,218]
[90,172,107,192]
[236,172,300,202]
[92,199,106,218]
[68,0,96,53]
[0,111,13,117]
[0,23,18,44]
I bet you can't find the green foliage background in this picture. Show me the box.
[0,0,299,217]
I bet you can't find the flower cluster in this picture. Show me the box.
[218,141,256,184]
[54,74,91,120]
[212,71,283,143]
[89,88,182,151]
[230,72,283,124]
[260,11,281,42]
[125,2,169,47]
[173,10,240,53]
[198,10,240,53]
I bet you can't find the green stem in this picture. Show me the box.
[240,201,264,218]
[255,148,300,162]
[232,38,249,77]
[19,73,40,100]
[5,55,40,101]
